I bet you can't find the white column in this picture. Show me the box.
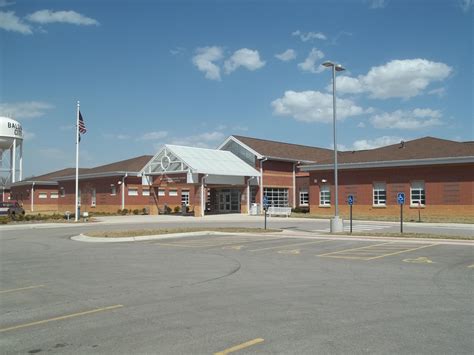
[121,175,127,210]
[19,141,23,181]
[11,139,16,183]
[260,159,265,213]
[247,178,250,215]
[292,163,296,207]
[31,182,35,212]
[201,177,205,217]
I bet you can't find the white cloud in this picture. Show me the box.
[271,90,368,123]
[167,131,226,149]
[0,1,15,7]
[26,10,99,26]
[275,49,296,62]
[0,101,53,119]
[170,47,185,56]
[103,133,130,140]
[368,0,389,9]
[357,122,366,128]
[139,131,168,141]
[370,108,443,129]
[428,87,446,97]
[224,48,265,74]
[336,59,452,99]
[292,30,327,41]
[192,46,224,81]
[460,0,473,12]
[0,11,32,34]
[350,136,403,150]
[298,48,325,74]
[23,130,35,140]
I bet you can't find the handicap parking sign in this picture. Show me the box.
[263,195,269,208]
[397,192,405,205]
[347,195,354,205]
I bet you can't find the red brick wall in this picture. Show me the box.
[10,184,59,212]
[308,163,474,218]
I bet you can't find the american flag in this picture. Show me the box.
[78,111,87,134]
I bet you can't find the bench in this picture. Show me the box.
[267,206,292,217]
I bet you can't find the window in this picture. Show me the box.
[319,185,330,206]
[158,189,165,196]
[263,188,289,207]
[169,189,178,197]
[50,192,59,199]
[142,188,150,196]
[110,185,116,196]
[373,182,386,206]
[181,190,190,206]
[411,181,425,206]
[38,192,47,199]
[299,188,309,206]
[128,187,138,196]
[60,188,65,197]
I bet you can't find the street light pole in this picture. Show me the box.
[323,61,345,233]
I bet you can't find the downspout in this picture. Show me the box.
[31,182,35,212]
[121,173,128,210]
[259,158,268,213]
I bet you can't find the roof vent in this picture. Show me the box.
[400,140,405,148]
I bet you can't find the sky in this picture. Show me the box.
[0,0,472,177]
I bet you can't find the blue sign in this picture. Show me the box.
[397,192,405,205]
[263,195,269,208]
[347,195,354,205]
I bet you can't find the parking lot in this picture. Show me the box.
[1,225,473,354]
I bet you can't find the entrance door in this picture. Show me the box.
[219,191,232,212]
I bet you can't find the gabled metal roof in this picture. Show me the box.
[142,145,261,177]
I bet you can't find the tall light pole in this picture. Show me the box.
[323,61,345,233]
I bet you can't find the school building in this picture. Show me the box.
[9,135,474,219]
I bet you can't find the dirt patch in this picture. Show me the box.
[87,227,282,238]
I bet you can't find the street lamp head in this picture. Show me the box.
[322,61,334,67]
[335,64,345,72]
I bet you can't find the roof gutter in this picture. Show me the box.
[56,171,141,181]
[11,180,58,187]
[301,156,474,171]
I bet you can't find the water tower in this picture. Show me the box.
[0,116,24,185]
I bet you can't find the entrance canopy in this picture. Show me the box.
[141,145,261,183]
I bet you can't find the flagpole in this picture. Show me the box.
[75,101,80,222]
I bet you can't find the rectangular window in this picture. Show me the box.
[373,182,386,206]
[142,188,150,196]
[59,188,65,197]
[263,188,289,207]
[110,185,116,196]
[50,192,59,199]
[319,185,331,206]
[181,190,190,206]
[158,189,165,196]
[38,192,47,199]
[411,181,425,206]
[128,187,138,196]
[299,188,309,206]
[169,189,178,197]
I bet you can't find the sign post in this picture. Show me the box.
[397,192,405,233]
[263,195,269,230]
[347,195,354,234]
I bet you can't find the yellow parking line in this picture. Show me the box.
[214,338,264,355]
[0,285,45,294]
[0,304,123,333]
[366,244,438,260]
[317,242,392,257]
[250,239,332,252]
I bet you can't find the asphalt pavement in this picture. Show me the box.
[1,220,473,354]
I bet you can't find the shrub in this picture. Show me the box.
[0,216,11,224]
[121,209,129,215]
[292,207,309,214]
[142,207,149,215]
[174,206,181,213]
[164,205,172,214]
[133,209,140,215]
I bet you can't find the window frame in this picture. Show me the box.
[38,192,48,199]
[263,187,289,207]
[127,187,138,196]
[142,188,150,196]
[372,182,387,207]
[181,190,190,206]
[319,184,331,207]
[50,192,59,199]
[299,188,309,206]
[410,181,426,206]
